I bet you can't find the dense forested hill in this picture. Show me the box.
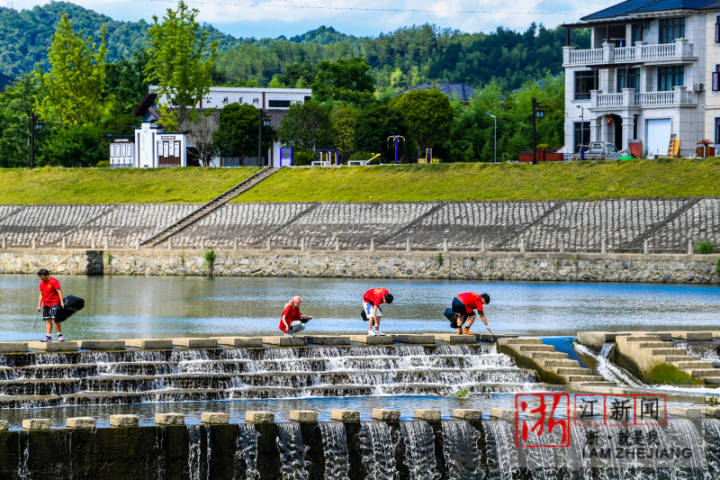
[0,2,588,90]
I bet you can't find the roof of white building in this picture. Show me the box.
[582,0,720,21]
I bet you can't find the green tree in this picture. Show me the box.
[214,103,272,165]
[392,90,453,157]
[0,76,39,167]
[331,105,358,162]
[312,57,374,106]
[42,124,105,167]
[354,103,413,162]
[277,101,335,151]
[145,0,218,131]
[34,12,107,127]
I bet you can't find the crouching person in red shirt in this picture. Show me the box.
[362,288,394,337]
[37,269,65,342]
[279,296,313,337]
[451,292,491,335]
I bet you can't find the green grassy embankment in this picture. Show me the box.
[233,158,720,203]
[0,167,260,204]
[0,158,717,204]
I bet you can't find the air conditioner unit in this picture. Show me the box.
[694,83,705,93]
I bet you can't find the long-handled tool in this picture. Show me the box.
[33,313,40,328]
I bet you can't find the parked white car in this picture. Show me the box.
[573,142,622,161]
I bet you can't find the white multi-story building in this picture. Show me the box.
[562,0,720,157]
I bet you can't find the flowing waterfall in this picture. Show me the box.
[17,431,30,480]
[277,423,310,480]
[319,422,350,480]
[575,342,645,388]
[0,344,534,408]
[234,424,259,480]
[358,421,397,480]
[188,425,202,480]
[441,420,482,480]
[399,421,440,480]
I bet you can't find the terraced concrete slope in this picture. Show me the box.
[0,198,717,252]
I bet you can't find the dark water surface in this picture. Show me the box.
[0,275,718,341]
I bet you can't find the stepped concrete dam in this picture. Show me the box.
[0,331,719,479]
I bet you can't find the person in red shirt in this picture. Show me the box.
[279,296,312,337]
[37,269,65,342]
[451,292,491,335]
[362,288,394,336]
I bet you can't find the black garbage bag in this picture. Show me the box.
[54,295,85,323]
[444,308,458,329]
[361,309,368,322]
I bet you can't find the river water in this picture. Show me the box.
[0,275,717,340]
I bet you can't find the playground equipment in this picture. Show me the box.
[418,148,438,164]
[386,135,406,164]
[347,153,381,166]
[313,149,340,167]
[279,147,294,167]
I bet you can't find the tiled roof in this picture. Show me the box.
[399,82,477,102]
[582,0,719,20]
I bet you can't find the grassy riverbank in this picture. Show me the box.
[233,158,720,202]
[0,167,260,204]
[0,158,717,204]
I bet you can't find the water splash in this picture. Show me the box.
[276,423,310,480]
[188,425,202,480]
[575,342,644,388]
[400,421,439,480]
[319,422,350,480]
[234,424,259,480]
[358,421,397,480]
[442,420,481,480]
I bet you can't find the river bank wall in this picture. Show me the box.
[0,249,717,284]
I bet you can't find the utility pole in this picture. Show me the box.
[257,107,263,166]
[28,111,36,169]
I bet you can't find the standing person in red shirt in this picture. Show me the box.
[362,288,394,336]
[37,269,65,342]
[279,296,312,337]
[451,292,491,335]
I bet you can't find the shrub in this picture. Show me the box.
[204,249,216,266]
[716,258,720,275]
[695,240,716,254]
[292,150,318,166]
[436,252,444,266]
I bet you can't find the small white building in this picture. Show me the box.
[118,86,312,168]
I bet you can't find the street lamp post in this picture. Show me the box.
[486,112,496,163]
[258,108,271,166]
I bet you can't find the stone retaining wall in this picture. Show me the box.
[0,249,717,284]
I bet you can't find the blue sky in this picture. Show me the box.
[6,0,617,38]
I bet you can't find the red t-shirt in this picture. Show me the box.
[456,292,484,314]
[39,278,62,306]
[279,304,302,333]
[363,288,389,306]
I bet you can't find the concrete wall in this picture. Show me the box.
[0,249,717,284]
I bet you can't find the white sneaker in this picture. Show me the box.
[376,330,386,336]
[368,330,377,336]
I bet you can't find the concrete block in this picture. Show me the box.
[348,335,394,345]
[479,333,517,342]
[125,339,173,349]
[261,336,307,346]
[172,338,218,349]
[289,410,318,423]
[393,334,435,344]
[434,334,475,344]
[489,408,514,421]
[371,409,401,422]
[686,332,713,341]
[246,411,275,424]
[28,341,79,352]
[706,396,719,405]
[0,420,8,431]
[22,418,50,430]
[0,342,28,353]
[155,413,185,425]
[576,332,629,349]
[669,406,702,419]
[79,340,125,350]
[304,336,350,345]
[67,417,96,429]
[212,337,263,347]
[110,414,139,427]
[414,409,441,422]
[201,412,229,424]
[331,409,360,422]
[498,337,543,346]
[702,407,720,418]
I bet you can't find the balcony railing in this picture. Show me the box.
[590,87,695,109]
[564,38,693,66]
